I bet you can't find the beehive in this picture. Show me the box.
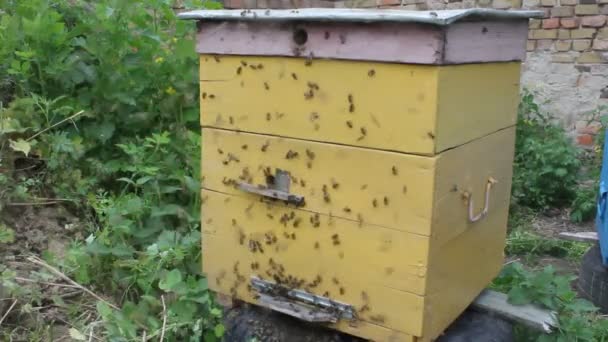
[180,8,541,342]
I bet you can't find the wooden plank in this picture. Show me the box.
[432,126,516,247]
[199,55,521,155]
[201,189,430,295]
[444,21,529,64]
[557,231,598,243]
[196,21,443,64]
[201,128,436,237]
[423,207,510,339]
[196,20,529,64]
[472,289,558,333]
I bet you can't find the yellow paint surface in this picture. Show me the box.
[202,127,514,247]
[199,55,519,155]
[201,127,516,341]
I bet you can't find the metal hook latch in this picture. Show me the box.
[237,169,305,206]
[462,177,498,223]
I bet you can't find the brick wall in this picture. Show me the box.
[221,0,608,147]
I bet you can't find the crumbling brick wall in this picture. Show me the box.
[221,0,608,146]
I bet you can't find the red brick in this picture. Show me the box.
[542,18,561,28]
[560,17,580,28]
[578,134,594,146]
[581,15,607,26]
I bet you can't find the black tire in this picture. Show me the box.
[221,304,512,342]
[577,243,608,313]
[222,304,364,342]
[436,309,514,342]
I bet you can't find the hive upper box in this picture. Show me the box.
[181,8,541,155]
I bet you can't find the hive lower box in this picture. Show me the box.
[201,127,516,341]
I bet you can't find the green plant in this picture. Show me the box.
[492,262,608,341]
[506,229,588,261]
[570,186,597,223]
[512,91,581,209]
[0,0,224,340]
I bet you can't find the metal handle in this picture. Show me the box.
[237,169,305,206]
[462,177,498,223]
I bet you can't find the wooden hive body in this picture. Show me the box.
[182,8,540,342]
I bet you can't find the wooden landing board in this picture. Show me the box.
[199,55,520,155]
[196,20,529,65]
[201,126,515,247]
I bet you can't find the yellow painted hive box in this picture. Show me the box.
[180,8,539,342]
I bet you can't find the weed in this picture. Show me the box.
[512,90,580,209]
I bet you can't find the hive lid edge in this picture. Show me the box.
[177,8,544,25]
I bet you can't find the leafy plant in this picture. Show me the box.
[492,262,608,341]
[0,0,224,340]
[512,91,581,209]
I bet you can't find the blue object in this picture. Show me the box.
[597,129,608,266]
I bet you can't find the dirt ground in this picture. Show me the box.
[0,204,88,341]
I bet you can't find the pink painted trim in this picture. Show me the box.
[197,21,443,64]
[196,20,530,64]
[444,21,529,64]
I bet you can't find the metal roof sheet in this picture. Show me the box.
[178,8,543,26]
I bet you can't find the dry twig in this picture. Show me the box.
[160,295,167,342]
[27,256,118,310]
[0,299,18,327]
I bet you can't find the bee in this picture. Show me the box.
[324,31,330,40]
[209,94,215,99]
[427,132,435,139]
[331,179,339,189]
[384,196,389,206]
[231,219,237,226]
[304,89,314,100]
[307,82,319,90]
[229,116,234,125]
[291,233,296,240]
[240,61,247,67]
[372,199,378,208]
[285,150,299,159]
[392,166,398,175]
[291,73,298,80]
[213,55,220,62]
[241,144,248,150]
[202,92,207,99]
[261,141,270,152]
[257,63,264,69]
[368,69,376,77]
[349,104,355,113]
[264,82,270,90]
[403,185,408,194]
[293,217,301,228]
[323,291,330,297]
[346,120,353,128]
[348,94,353,103]
[217,148,224,154]
[250,64,258,70]
[300,179,306,187]
[306,161,313,169]
[314,242,320,249]
[237,66,242,75]
[305,53,313,66]
[266,112,271,121]
[339,287,345,295]
[339,34,347,44]
[360,127,367,136]
[305,149,316,160]
[343,207,351,213]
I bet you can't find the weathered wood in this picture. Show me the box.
[196,20,529,65]
[258,294,338,323]
[472,289,558,333]
[557,231,599,243]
